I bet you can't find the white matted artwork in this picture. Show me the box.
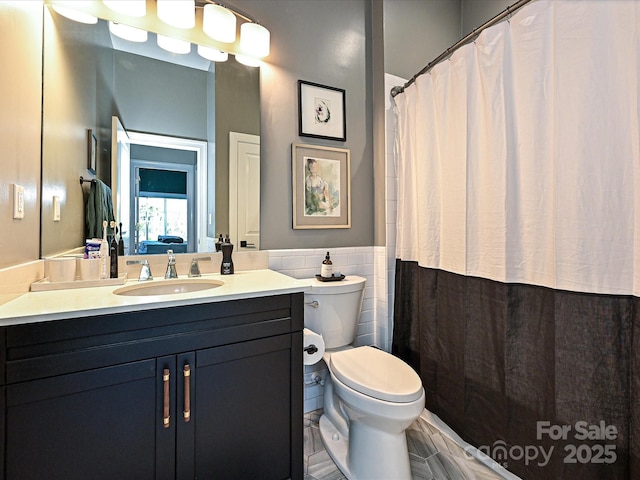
[298,80,346,141]
[292,143,351,229]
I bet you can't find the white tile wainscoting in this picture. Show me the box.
[268,247,391,413]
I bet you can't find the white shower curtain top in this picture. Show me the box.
[395,0,640,296]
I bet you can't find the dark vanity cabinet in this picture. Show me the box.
[0,293,304,480]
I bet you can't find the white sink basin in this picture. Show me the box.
[113,278,224,296]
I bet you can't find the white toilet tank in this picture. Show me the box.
[303,276,366,349]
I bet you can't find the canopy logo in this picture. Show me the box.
[465,420,618,469]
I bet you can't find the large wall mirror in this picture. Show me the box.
[40,3,260,258]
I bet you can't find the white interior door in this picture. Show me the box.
[111,116,130,253]
[229,132,260,251]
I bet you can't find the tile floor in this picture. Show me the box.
[304,409,516,480]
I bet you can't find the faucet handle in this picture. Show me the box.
[126,259,153,281]
[165,249,178,279]
[189,256,212,277]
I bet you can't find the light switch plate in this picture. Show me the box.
[12,184,24,219]
[53,195,61,221]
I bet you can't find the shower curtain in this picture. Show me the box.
[392,1,639,479]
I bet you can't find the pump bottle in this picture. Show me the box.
[220,237,234,275]
[321,251,333,278]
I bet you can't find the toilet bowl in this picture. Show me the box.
[303,276,425,480]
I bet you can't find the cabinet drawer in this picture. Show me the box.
[3,294,301,384]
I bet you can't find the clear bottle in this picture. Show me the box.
[99,221,109,280]
[321,251,333,278]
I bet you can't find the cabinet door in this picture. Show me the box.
[5,360,157,480]
[192,335,292,479]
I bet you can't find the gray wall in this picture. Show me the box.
[215,58,260,237]
[242,0,504,251]
[0,2,42,268]
[114,52,210,139]
[462,0,513,35]
[41,10,114,257]
[383,0,515,82]
[383,0,462,80]
[235,0,375,251]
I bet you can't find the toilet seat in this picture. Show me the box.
[329,346,423,403]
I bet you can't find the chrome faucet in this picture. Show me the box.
[126,259,153,281]
[189,256,212,277]
[165,249,178,279]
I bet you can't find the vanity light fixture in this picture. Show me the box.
[47,0,271,66]
[202,4,236,43]
[197,45,228,62]
[109,22,148,42]
[103,0,146,17]
[157,34,191,54]
[51,1,98,24]
[157,0,196,29]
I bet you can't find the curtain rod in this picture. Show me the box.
[391,0,533,97]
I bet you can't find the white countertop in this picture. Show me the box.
[0,269,309,326]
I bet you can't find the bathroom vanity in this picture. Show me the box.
[0,270,305,480]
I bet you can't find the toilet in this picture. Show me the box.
[303,275,425,480]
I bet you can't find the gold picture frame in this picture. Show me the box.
[292,143,351,229]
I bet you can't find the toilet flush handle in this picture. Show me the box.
[305,300,319,308]
[304,344,319,355]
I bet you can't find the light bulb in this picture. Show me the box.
[203,4,236,44]
[103,0,146,17]
[197,45,228,62]
[157,34,191,54]
[109,22,148,42]
[235,54,261,67]
[157,0,195,29]
[51,2,98,24]
[239,23,270,58]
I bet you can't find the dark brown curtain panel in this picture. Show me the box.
[392,261,639,480]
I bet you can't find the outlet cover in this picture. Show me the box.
[12,184,24,219]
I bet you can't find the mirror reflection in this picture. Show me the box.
[40,5,260,257]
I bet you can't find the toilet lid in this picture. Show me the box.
[330,346,423,403]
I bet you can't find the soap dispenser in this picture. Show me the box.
[220,237,234,275]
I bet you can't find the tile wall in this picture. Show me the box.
[268,247,378,412]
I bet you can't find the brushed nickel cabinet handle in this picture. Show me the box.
[183,364,191,422]
[163,368,170,428]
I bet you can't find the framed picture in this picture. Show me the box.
[298,80,346,141]
[88,129,97,173]
[292,143,351,229]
